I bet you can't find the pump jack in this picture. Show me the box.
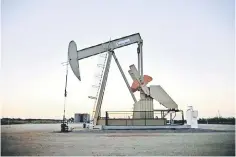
[68,33,179,126]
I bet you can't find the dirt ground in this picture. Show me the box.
[1,126,235,156]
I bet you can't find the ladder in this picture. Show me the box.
[88,52,108,120]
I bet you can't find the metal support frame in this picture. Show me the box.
[170,112,173,125]
[137,46,140,75]
[139,41,144,81]
[93,51,113,126]
[105,111,108,125]
[93,49,141,125]
[112,51,137,103]
[138,41,145,99]
[181,110,185,124]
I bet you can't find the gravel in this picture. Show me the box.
[1,124,235,156]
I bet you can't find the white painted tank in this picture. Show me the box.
[191,110,198,128]
[186,106,198,128]
[186,106,193,125]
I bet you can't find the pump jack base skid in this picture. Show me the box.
[86,125,192,131]
[101,125,191,130]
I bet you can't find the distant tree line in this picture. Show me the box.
[198,117,235,125]
[171,117,235,125]
[172,117,235,125]
[1,117,235,125]
[1,118,62,125]
[1,117,75,125]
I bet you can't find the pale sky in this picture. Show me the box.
[1,0,235,119]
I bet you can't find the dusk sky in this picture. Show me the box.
[1,0,235,119]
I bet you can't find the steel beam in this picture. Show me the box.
[77,33,142,60]
[93,51,113,126]
[139,41,144,81]
[112,52,137,103]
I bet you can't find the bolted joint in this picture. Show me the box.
[138,39,143,45]
[108,49,114,53]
